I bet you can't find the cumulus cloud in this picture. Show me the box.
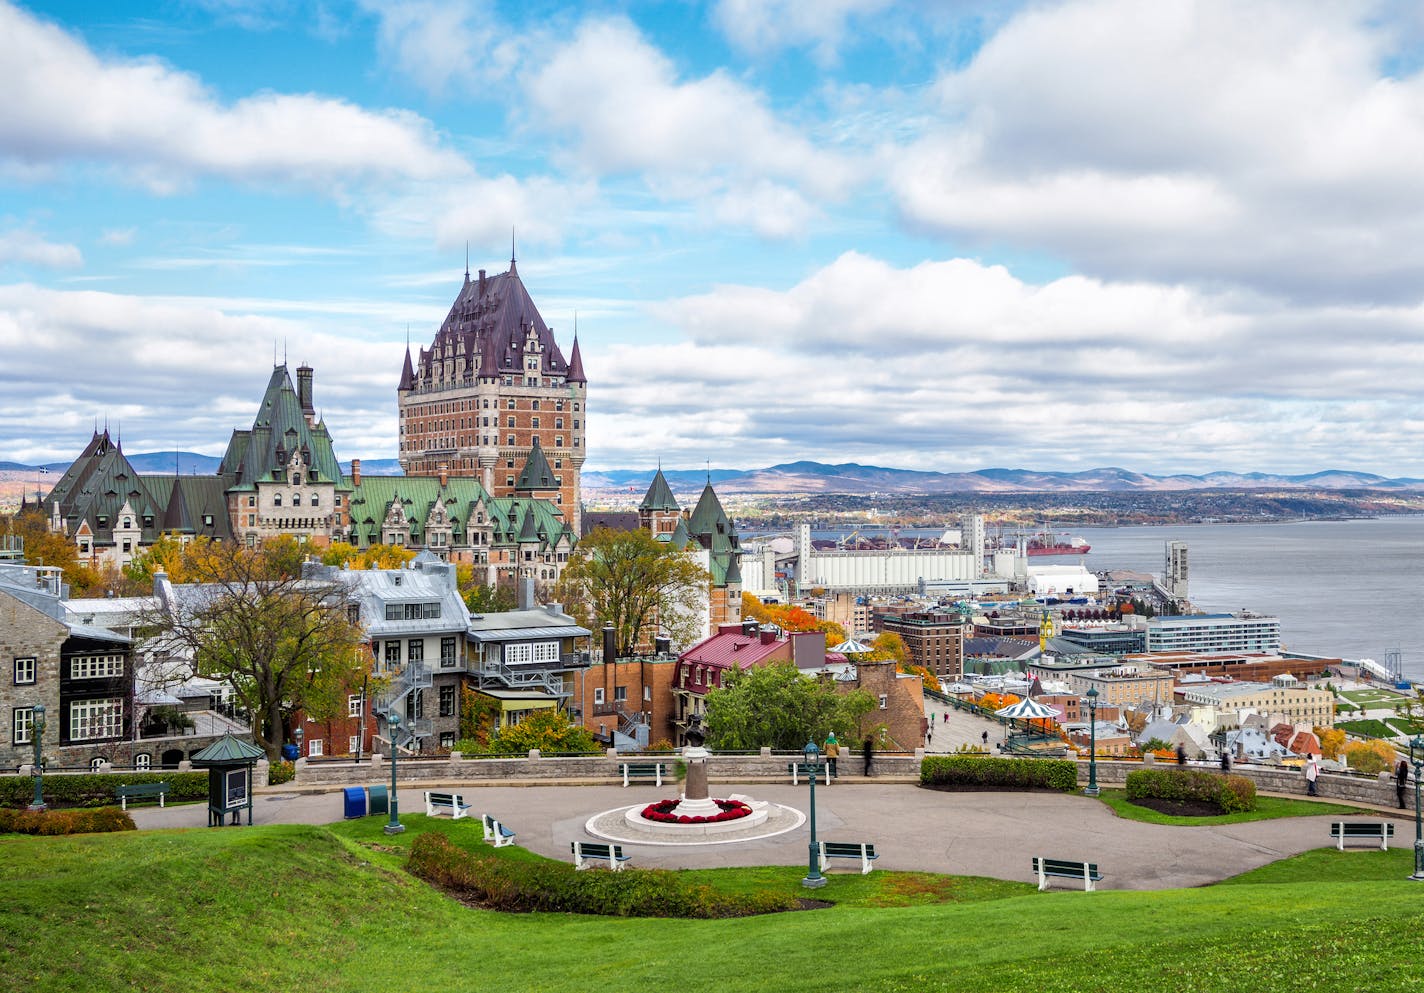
[889,0,1424,301]
[0,229,82,268]
[360,0,519,96]
[523,18,857,237]
[0,1,469,190]
[712,0,894,64]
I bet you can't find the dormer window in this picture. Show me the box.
[203,514,214,527]
[98,516,108,528]
[122,518,131,529]
[143,515,154,528]
[292,474,300,486]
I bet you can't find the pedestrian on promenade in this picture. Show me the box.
[1305,754,1320,796]
[981,730,989,748]
[1176,744,1188,765]
[1220,750,1231,773]
[863,736,874,776]
[1397,758,1411,810]
[824,732,840,779]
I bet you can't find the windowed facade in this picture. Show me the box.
[440,637,457,667]
[439,685,456,717]
[14,657,36,685]
[70,698,124,740]
[70,654,124,679]
[503,641,560,665]
[407,639,424,664]
[12,707,34,745]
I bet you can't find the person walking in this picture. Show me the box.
[862,736,874,776]
[1398,758,1411,810]
[1176,744,1188,765]
[824,732,840,780]
[1305,754,1320,796]
[1220,749,1231,773]
[981,729,989,748]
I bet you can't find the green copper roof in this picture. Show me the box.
[190,733,265,765]
[345,474,573,553]
[219,366,348,493]
[639,469,679,512]
[514,437,557,492]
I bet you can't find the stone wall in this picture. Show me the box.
[291,749,923,788]
[0,593,66,767]
[1076,759,1405,808]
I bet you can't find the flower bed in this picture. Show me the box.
[640,798,751,824]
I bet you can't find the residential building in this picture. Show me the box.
[879,610,967,680]
[466,594,591,736]
[1061,665,1177,710]
[569,626,680,748]
[398,259,587,533]
[1145,612,1281,654]
[671,622,796,746]
[1175,674,1335,729]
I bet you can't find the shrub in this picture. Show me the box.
[0,771,208,809]
[1124,768,1257,813]
[407,834,797,918]
[268,761,295,785]
[920,755,1078,793]
[0,806,136,835]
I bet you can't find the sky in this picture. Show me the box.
[4,0,1424,476]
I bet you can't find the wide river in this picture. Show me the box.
[1079,519,1423,681]
[793,518,1424,682]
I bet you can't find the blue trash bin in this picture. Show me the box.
[367,784,388,816]
[281,744,299,761]
[343,786,367,819]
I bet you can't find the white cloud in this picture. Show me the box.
[98,228,136,247]
[712,0,893,64]
[523,18,857,236]
[360,0,519,96]
[0,229,82,268]
[0,1,469,189]
[889,0,1424,301]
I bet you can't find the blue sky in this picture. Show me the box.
[5,0,1424,476]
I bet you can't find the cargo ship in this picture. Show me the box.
[1026,530,1091,557]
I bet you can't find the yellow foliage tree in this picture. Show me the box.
[1344,738,1399,775]
[1314,726,1347,760]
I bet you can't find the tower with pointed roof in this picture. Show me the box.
[397,257,586,534]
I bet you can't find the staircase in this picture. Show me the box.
[376,661,434,749]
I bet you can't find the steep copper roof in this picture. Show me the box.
[514,437,557,493]
[413,262,570,384]
[566,336,586,383]
[639,469,679,512]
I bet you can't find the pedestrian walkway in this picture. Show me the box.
[127,780,1378,891]
[923,702,1002,754]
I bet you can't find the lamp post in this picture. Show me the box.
[27,705,46,812]
[802,739,826,889]
[384,712,404,836]
[1083,687,1100,797]
[1410,734,1424,881]
[294,725,304,760]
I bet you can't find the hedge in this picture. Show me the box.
[920,755,1078,793]
[1125,768,1257,813]
[408,833,798,918]
[0,806,136,835]
[0,772,208,809]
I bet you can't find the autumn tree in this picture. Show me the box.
[705,660,874,751]
[1344,738,1399,775]
[3,507,102,595]
[455,564,517,614]
[740,593,847,645]
[142,539,369,761]
[1314,726,1347,761]
[474,707,598,755]
[555,527,710,655]
[319,541,415,570]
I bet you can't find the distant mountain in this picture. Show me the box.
[584,462,1424,495]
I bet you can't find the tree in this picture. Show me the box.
[741,593,847,645]
[1344,738,1399,775]
[555,527,711,655]
[871,631,909,664]
[455,564,517,614]
[704,660,874,751]
[319,541,415,571]
[475,708,598,755]
[3,507,103,595]
[143,540,370,762]
[1315,726,1347,760]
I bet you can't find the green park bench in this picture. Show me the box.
[115,782,169,810]
[619,761,668,786]
[571,841,631,871]
[786,762,831,785]
[1331,821,1394,851]
[819,841,879,875]
[1033,856,1102,892]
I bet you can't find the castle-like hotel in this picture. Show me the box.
[40,260,741,614]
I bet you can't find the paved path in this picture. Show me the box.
[129,781,1403,891]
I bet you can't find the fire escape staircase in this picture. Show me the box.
[376,661,434,749]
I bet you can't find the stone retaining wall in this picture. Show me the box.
[1077,760,1405,808]
[290,750,922,788]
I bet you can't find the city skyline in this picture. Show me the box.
[4,1,1424,476]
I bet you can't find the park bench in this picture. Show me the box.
[482,812,517,847]
[1032,857,1102,892]
[1330,821,1394,851]
[571,841,631,871]
[115,782,169,810]
[819,841,879,875]
[423,791,470,820]
[786,762,831,785]
[620,761,668,787]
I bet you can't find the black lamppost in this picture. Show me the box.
[801,739,825,889]
[384,712,404,836]
[1410,734,1424,881]
[27,705,46,812]
[1083,687,1100,797]
[294,725,304,761]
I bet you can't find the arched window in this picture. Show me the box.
[89,757,105,771]
[274,494,283,507]
[293,493,302,507]
[134,753,151,770]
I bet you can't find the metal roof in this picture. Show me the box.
[468,625,590,643]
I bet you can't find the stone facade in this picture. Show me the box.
[0,591,64,768]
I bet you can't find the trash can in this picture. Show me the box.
[281,744,299,761]
[342,786,367,819]
[367,784,388,816]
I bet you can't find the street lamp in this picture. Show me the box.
[802,739,826,889]
[1083,687,1100,798]
[384,712,404,836]
[27,705,46,812]
[1410,735,1424,881]
[294,725,304,759]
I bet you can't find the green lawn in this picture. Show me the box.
[1340,689,1408,706]
[1094,789,1373,826]
[3,817,1424,992]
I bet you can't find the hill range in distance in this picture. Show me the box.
[3,454,1422,496]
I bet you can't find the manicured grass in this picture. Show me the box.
[5,817,1424,992]
[1219,845,1417,885]
[1095,788,1372,826]
[1338,718,1405,739]
[1340,689,1407,705]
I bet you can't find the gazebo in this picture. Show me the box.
[190,734,265,827]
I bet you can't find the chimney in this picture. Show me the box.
[351,458,361,486]
[602,625,617,663]
[297,364,315,419]
[438,464,449,487]
[518,576,536,611]
[654,635,671,656]
[478,269,487,297]
[741,619,757,637]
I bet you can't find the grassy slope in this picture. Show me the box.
[3,819,1424,993]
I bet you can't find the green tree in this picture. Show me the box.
[554,527,710,655]
[477,708,598,755]
[704,660,874,751]
[455,564,517,614]
[142,540,370,761]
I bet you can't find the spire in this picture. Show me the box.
[566,335,586,384]
[639,467,678,512]
[464,241,470,284]
[514,437,557,493]
[398,345,416,391]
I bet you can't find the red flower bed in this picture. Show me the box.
[639,798,752,824]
